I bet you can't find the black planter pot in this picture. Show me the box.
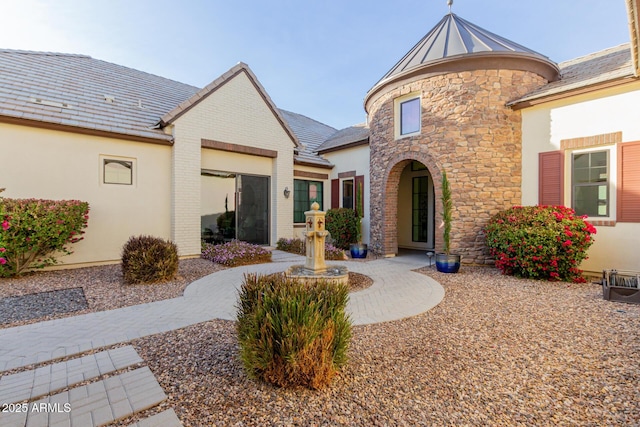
[435,253,461,273]
[349,243,368,259]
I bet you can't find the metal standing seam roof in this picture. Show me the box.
[0,49,200,142]
[377,13,553,86]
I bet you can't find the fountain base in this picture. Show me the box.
[286,265,349,286]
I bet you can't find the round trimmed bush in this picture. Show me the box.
[484,205,596,283]
[121,235,178,284]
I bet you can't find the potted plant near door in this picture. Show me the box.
[435,170,461,273]
[349,181,368,258]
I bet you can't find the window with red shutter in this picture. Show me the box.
[331,179,339,209]
[538,151,564,206]
[618,141,640,222]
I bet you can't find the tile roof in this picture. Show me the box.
[279,109,337,167]
[317,124,369,153]
[0,49,199,142]
[509,43,636,107]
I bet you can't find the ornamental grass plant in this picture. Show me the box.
[484,205,596,283]
[236,273,351,390]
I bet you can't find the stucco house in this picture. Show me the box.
[1,4,639,275]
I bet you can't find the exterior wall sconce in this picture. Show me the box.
[283,187,291,198]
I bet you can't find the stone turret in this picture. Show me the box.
[364,11,559,263]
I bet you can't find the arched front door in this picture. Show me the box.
[396,160,435,251]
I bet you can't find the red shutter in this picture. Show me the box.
[355,175,365,216]
[618,141,640,222]
[538,151,564,206]
[331,179,339,209]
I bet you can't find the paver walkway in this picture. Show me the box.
[0,346,181,427]
[0,251,444,426]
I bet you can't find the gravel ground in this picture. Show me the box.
[130,266,640,427]
[2,260,638,425]
[0,287,88,325]
[0,258,224,328]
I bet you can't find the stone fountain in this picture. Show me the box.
[287,202,348,285]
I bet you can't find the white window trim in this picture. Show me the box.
[341,178,354,209]
[565,145,616,221]
[394,92,421,139]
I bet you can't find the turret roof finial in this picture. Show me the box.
[447,0,453,13]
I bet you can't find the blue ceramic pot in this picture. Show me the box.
[349,243,368,259]
[435,253,461,273]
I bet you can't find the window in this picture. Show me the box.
[104,159,133,185]
[412,176,429,242]
[342,179,354,209]
[294,180,323,223]
[618,141,640,222]
[572,150,609,217]
[394,93,421,139]
[400,97,420,136]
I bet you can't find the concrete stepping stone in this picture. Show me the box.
[0,366,166,427]
[0,346,142,405]
[129,408,183,427]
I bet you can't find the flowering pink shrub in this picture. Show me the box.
[276,237,345,260]
[484,205,596,283]
[0,197,90,277]
[202,240,271,267]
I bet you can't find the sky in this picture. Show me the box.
[0,0,632,130]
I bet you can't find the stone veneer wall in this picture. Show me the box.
[367,69,548,263]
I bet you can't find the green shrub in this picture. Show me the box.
[0,197,89,277]
[325,208,360,250]
[276,237,345,260]
[237,273,352,389]
[121,235,179,284]
[484,205,597,283]
[201,240,271,266]
[216,210,235,238]
[276,237,305,255]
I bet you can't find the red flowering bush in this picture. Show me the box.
[0,196,90,277]
[484,205,596,283]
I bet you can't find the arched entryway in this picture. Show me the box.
[371,152,442,257]
[397,160,435,251]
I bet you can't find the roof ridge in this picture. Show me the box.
[0,48,91,58]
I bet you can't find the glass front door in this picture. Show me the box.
[236,174,270,245]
